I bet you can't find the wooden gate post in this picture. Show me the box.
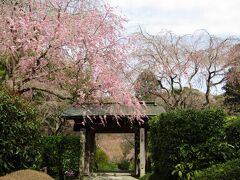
[89,132,95,175]
[79,128,86,180]
[140,128,146,177]
[135,130,140,176]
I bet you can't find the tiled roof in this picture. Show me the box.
[61,102,165,119]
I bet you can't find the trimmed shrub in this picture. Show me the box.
[0,169,54,180]
[41,136,81,179]
[193,159,240,180]
[149,109,235,179]
[225,116,240,156]
[0,89,41,176]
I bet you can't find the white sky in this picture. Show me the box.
[108,0,240,36]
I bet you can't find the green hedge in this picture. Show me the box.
[149,109,235,179]
[0,88,41,176]
[193,159,240,180]
[41,136,81,179]
[225,116,240,156]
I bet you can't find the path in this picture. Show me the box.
[84,173,138,180]
[84,176,138,180]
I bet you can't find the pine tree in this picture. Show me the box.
[135,70,159,101]
[223,66,240,114]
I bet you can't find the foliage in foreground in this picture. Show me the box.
[225,116,240,156]
[149,109,237,179]
[0,88,41,176]
[41,136,81,179]
[193,159,240,180]
[0,169,54,180]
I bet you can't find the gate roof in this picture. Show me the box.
[61,101,165,119]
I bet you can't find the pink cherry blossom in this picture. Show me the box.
[0,0,143,120]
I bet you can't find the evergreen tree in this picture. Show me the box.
[135,70,159,101]
[223,65,240,114]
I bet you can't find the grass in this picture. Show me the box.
[96,162,119,172]
[96,160,135,172]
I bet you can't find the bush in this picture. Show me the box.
[95,146,109,164]
[0,169,54,180]
[41,136,81,179]
[225,116,240,156]
[117,160,130,171]
[0,88,42,176]
[96,161,118,172]
[149,109,234,179]
[95,146,118,172]
[193,159,240,180]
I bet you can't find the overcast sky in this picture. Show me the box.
[108,0,240,36]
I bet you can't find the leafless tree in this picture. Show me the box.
[198,33,240,105]
[132,29,240,109]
